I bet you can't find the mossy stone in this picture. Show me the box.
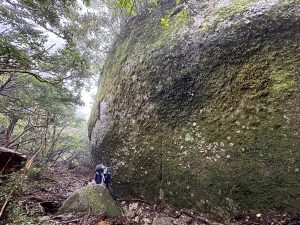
[58,184,122,216]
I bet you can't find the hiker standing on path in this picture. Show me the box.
[95,163,116,200]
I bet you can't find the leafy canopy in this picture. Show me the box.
[0,0,93,165]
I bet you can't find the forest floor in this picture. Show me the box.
[1,165,299,225]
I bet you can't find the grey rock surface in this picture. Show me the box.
[152,217,173,225]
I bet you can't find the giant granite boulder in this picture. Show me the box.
[88,0,300,217]
[58,184,122,216]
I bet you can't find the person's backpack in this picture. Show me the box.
[95,165,104,174]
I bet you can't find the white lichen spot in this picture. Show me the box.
[156,84,162,91]
[180,145,184,149]
[185,133,194,142]
[159,189,164,200]
[236,130,241,134]
[227,136,231,140]
[150,147,154,150]
[226,155,231,159]
[192,122,197,126]
[295,168,299,173]
[131,74,137,81]
[229,142,234,146]
[208,143,212,150]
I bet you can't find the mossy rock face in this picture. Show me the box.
[89,0,300,218]
[58,185,122,216]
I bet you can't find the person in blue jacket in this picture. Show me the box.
[95,163,116,200]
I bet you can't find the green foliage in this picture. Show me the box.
[0,113,9,130]
[177,8,189,22]
[0,0,92,87]
[0,173,22,206]
[67,2,119,68]
[158,8,190,32]
[108,0,191,27]
[115,0,137,15]
[160,15,171,27]
[0,0,92,168]
[8,203,34,225]
[216,0,256,20]
[27,167,42,179]
[150,0,159,6]
[175,0,181,5]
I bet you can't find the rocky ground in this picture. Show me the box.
[1,166,299,225]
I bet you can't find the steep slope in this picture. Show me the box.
[89,0,300,217]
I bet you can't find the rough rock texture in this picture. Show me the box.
[152,217,173,225]
[89,0,300,218]
[0,147,27,174]
[58,185,122,216]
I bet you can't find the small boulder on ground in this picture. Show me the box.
[58,184,122,216]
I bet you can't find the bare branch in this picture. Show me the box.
[0,69,61,84]
[5,125,33,148]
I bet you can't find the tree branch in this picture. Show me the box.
[0,69,60,84]
[5,125,33,148]
[0,93,24,105]
[0,75,13,92]
[183,0,197,14]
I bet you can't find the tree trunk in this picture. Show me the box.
[4,115,18,146]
